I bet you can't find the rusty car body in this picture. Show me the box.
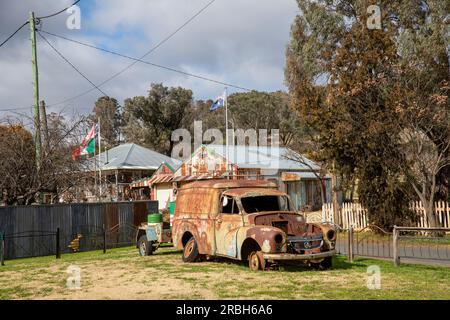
[172,179,336,270]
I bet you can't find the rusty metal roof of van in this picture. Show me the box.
[180,179,277,189]
[223,188,285,197]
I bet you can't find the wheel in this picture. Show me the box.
[182,237,200,262]
[311,257,332,270]
[248,251,265,271]
[138,235,153,256]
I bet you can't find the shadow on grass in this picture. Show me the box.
[194,254,365,272]
[152,249,182,256]
[276,257,365,272]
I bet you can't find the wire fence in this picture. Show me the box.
[0,223,140,265]
[334,225,450,266]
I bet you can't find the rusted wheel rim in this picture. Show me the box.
[139,241,146,256]
[249,252,260,270]
[184,240,194,258]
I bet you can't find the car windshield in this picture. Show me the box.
[240,195,293,213]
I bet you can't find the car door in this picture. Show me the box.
[214,194,243,257]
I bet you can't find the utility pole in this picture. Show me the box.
[30,12,42,171]
[39,100,49,152]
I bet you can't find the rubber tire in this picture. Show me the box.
[182,237,200,262]
[312,256,332,270]
[138,235,153,256]
[248,251,265,271]
[319,257,332,270]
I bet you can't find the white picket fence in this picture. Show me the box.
[322,201,450,230]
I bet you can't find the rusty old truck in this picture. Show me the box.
[172,179,336,270]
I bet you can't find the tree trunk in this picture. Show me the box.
[424,201,439,228]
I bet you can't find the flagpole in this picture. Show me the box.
[98,119,102,201]
[93,127,97,199]
[224,87,229,178]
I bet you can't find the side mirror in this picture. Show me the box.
[222,196,229,207]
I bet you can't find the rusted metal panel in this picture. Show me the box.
[214,213,242,257]
[133,201,154,226]
[263,250,336,260]
[281,172,301,182]
[172,187,218,254]
[223,188,284,197]
[180,179,277,190]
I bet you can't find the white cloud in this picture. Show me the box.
[0,0,298,117]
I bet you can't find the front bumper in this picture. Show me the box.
[262,249,336,261]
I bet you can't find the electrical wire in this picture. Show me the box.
[37,30,108,97]
[40,30,252,93]
[41,0,235,108]
[1,0,81,48]
[1,0,251,113]
[36,0,81,19]
[98,0,218,89]
[0,21,29,48]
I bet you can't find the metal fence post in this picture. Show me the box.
[393,225,399,266]
[103,224,106,254]
[348,226,354,262]
[56,228,61,259]
[0,232,5,266]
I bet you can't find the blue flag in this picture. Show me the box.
[210,94,225,111]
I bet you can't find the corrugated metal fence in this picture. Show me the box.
[0,201,157,260]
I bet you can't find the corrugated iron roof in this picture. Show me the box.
[202,144,320,171]
[86,143,181,171]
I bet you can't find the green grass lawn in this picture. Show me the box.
[0,246,449,300]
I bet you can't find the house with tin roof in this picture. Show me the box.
[81,143,180,202]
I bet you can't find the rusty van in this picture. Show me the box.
[172,180,336,270]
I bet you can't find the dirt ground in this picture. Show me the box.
[1,246,449,300]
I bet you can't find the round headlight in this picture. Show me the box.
[327,229,336,241]
[274,233,283,244]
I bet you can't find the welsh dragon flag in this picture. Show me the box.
[72,123,98,160]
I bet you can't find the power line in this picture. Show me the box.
[40,30,252,93]
[0,106,33,113]
[40,0,226,108]
[0,21,29,48]
[99,0,218,89]
[37,30,108,97]
[36,0,81,19]
[0,0,81,48]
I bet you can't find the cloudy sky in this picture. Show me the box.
[0,0,299,120]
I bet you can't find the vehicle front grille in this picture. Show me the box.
[288,235,323,253]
